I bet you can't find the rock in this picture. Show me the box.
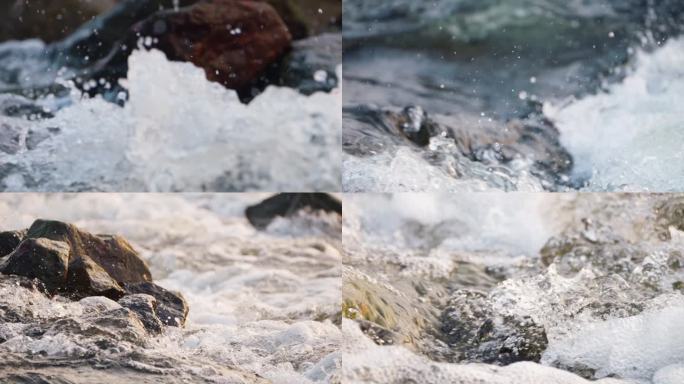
[0,0,117,43]
[271,33,340,94]
[0,238,70,294]
[123,282,188,327]
[27,219,152,284]
[127,0,292,95]
[440,290,548,365]
[66,256,125,300]
[262,0,341,40]
[0,229,25,257]
[246,193,342,229]
[119,294,164,334]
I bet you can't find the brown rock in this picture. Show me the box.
[66,256,125,300]
[0,238,70,294]
[26,219,152,284]
[123,282,189,327]
[132,0,292,91]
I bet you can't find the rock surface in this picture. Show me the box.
[0,229,25,257]
[262,0,341,40]
[0,238,70,294]
[246,193,342,229]
[0,219,188,328]
[123,282,189,327]
[27,219,152,284]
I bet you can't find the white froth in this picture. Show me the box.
[545,37,684,191]
[0,49,341,191]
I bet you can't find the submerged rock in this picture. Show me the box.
[439,290,548,365]
[0,238,70,294]
[246,193,342,229]
[0,219,188,327]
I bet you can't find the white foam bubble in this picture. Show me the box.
[545,37,684,191]
[0,49,341,191]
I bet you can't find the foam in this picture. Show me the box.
[0,49,341,191]
[545,37,684,191]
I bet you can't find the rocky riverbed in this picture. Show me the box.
[0,194,342,383]
[343,193,684,384]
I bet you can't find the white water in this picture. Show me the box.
[0,48,341,192]
[343,193,684,384]
[0,194,341,383]
[546,37,684,192]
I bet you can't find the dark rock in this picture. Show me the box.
[440,290,548,365]
[130,0,292,94]
[26,127,60,151]
[66,256,125,300]
[0,238,70,294]
[271,33,340,94]
[27,219,152,284]
[123,282,188,327]
[0,229,25,257]
[262,0,341,40]
[245,193,342,229]
[119,294,164,334]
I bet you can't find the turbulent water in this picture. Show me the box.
[343,0,684,192]
[0,44,342,192]
[342,193,684,383]
[0,194,341,383]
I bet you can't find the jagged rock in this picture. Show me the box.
[119,294,164,334]
[0,238,70,294]
[440,290,548,365]
[0,229,25,257]
[0,123,22,155]
[123,282,188,327]
[246,193,342,229]
[27,219,152,284]
[66,256,125,300]
[130,0,292,93]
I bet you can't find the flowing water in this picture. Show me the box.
[343,193,684,383]
[0,194,342,383]
[0,39,341,192]
[343,0,684,192]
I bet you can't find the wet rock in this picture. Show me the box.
[66,256,125,300]
[0,238,70,294]
[440,290,548,365]
[0,0,117,43]
[119,294,164,334]
[27,219,152,284]
[246,193,342,229]
[123,282,188,327]
[270,33,340,94]
[0,229,25,257]
[26,127,60,151]
[262,0,341,40]
[93,0,292,98]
